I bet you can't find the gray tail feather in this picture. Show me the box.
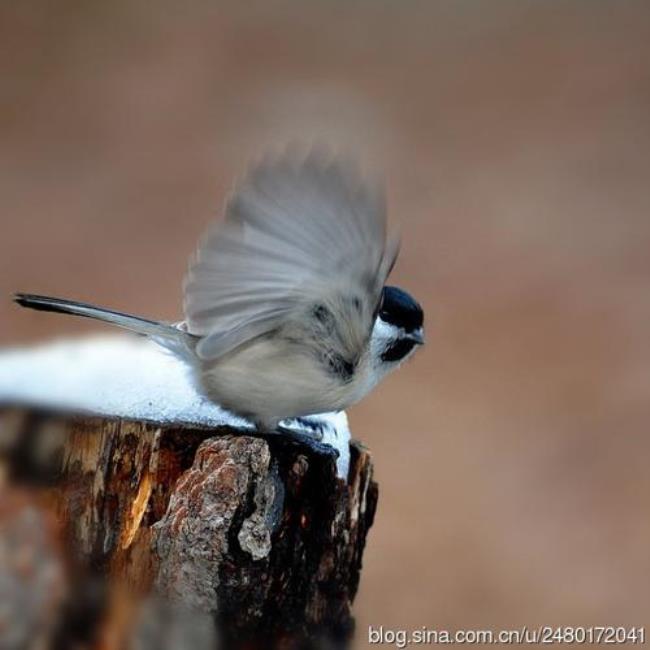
[14,293,190,345]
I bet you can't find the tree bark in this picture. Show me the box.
[0,407,377,650]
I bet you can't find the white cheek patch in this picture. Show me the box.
[371,318,401,340]
[369,319,404,366]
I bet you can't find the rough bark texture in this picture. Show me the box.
[0,407,378,650]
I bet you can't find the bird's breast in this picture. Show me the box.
[196,336,369,422]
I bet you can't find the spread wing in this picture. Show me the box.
[183,148,399,361]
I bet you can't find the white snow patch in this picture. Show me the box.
[0,335,350,478]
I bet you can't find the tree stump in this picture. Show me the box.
[0,408,378,650]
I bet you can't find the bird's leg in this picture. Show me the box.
[253,418,338,459]
[275,425,339,459]
[284,417,327,441]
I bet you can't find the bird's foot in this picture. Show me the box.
[283,416,329,440]
[275,424,339,460]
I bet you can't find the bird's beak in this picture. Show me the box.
[407,328,425,345]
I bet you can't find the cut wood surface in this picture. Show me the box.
[0,407,378,650]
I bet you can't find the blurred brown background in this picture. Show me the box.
[2,0,649,643]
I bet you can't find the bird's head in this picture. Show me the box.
[370,285,424,372]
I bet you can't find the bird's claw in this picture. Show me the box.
[275,425,339,460]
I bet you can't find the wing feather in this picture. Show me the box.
[184,148,398,360]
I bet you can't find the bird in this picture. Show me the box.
[14,147,424,448]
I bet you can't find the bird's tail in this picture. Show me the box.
[14,293,193,349]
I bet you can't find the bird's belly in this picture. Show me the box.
[197,340,356,424]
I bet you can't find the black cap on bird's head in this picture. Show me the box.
[378,286,423,333]
[376,285,424,363]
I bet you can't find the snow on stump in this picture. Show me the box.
[0,337,378,650]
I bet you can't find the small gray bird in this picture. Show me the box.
[15,148,424,441]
